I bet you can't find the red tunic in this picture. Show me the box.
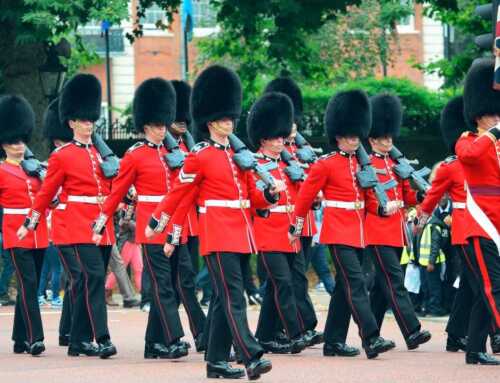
[252,154,301,254]
[285,142,317,237]
[456,131,500,240]
[101,141,186,245]
[26,141,115,245]
[420,156,467,245]
[293,151,376,248]
[364,152,418,247]
[151,141,275,256]
[0,161,48,250]
[179,138,199,237]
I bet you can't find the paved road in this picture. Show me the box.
[0,295,499,382]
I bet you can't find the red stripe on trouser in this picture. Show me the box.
[73,246,97,340]
[331,247,364,339]
[260,252,291,338]
[215,252,251,360]
[373,246,410,335]
[176,269,197,337]
[56,247,76,304]
[142,245,173,343]
[10,250,33,344]
[473,238,500,328]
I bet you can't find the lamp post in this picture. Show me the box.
[38,43,68,102]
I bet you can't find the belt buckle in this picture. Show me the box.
[97,195,105,204]
[354,201,362,210]
[240,200,249,209]
[286,204,293,213]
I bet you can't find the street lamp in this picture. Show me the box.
[38,42,68,102]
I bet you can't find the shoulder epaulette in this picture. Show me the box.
[444,155,457,164]
[53,142,71,153]
[191,141,209,153]
[319,151,336,160]
[126,141,145,153]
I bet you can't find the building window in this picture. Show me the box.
[397,0,415,33]
[141,4,168,29]
[192,0,217,29]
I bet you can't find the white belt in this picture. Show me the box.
[67,195,106,204]
[324,200,365,210]
[55,203,67,210]
[3,208,30,215]
[137,195,164,203]
[452,202,466,209]
[269,205,295,213]
[199,199,250,214]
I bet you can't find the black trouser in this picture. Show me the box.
[175,244,206,338]
[70,244,111,343]
[368,245,421,339]
[324,245,379,344]
[187,236,200,274]
[10,248,45,344]
[205,252,264,365]
[293,242,318,332]
[56,245,83,340]
[463,238,500,352]
[142,244,184,345]
[255,252,302,341]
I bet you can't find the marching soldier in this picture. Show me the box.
[364,93,431,350]
[264,76,322,347]
[146,65,281,380]
[289,90,395,359]
[0,95,48,356]
[247,92,307,354]
[92,78,189,359]
[455,58,500,365]
[18,74,117,359]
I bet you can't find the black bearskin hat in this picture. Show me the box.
[171,80,192,124]
[369,93,402,138]
[0,95,35,144]
[246,92,294,149]
[324,90,371,143]
[264,77,303,121]
[440,95,469,154]
[59,73,102,124]
[133,77,176,133]
[463,58,500,128]
[43,98,73,142]
[191,65,242,132]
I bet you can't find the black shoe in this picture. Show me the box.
[259,340,291,354]
[426,308,447,317]
[179,339,191,350]
[195,333,206,352]
[13,341,30,354]
[59,335,70,347]
[165,341,189,359]
[491,334,500,354]
[246,358,272,381]
[466,352,500,365]
[30,341,46,356]
[98,340,117,359]
[247,293,263,306]
[207,361,245,379]
[364,337,396,359]
[446,335,467,352]
[0,293,15,306]
[290,336,307,354]
[304,330,324,347]
[123,298,141,308]
[406,330,431,350]
[273,331,289,345]
[323,342,360,357]
[68,342,100,356]
[144,342,170,359]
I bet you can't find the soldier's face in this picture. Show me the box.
[170,122,187,135]
[261,137,285,155]
[209,118,234,137]
[369,136,393,154]
[2,140,25,160]
[476,114,500,133]
[69,120,93,139]
[144,124,167,143]
[336,135,360,153]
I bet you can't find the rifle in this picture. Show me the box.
[182,130,196,151]
[356,144,397,211]
[92,132,120,179]
[21,147,47,180]
[280,148,305,182]
[163,131,186,169]
[388,146,431,193]
[228,134,277,189]
[295,132,320,164]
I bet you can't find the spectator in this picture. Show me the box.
[37,245,63,308]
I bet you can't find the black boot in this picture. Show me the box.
[259,340,291,354]
[178,339,191,350]
[466,352,500,365]
[195,333,207,352]
[59,335,70,347]
[207,361,245,379]
[98,340,117,359]
[364,336,395,359]
[446,335,467,352]
[13,341,30,354]
[144,342,170,359]
[304,330,324,347]
[406,330,431,350]
[30,341,46,356]
[290,336,307,354]
[323,342,360,357]
[165,341,189,359]
[68,342,100,357]
[490,334,500,354]
[246,358,272,381]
